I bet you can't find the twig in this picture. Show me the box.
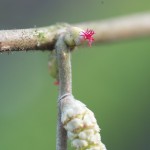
[76,12,150,43]
[0,24,69,52]
[0,12,150,52]
[55,34,72,150]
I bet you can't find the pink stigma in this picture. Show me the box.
[80,29,95,46]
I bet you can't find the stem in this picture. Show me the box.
[56,37,72,96]
[0,12,150,52]
[55,35,72,150]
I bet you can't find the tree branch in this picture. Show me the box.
[0,12,150,52]
[0,24,69,52]
[76,12,150,43]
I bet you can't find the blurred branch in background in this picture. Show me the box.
[0,12,150,53]
[76,12,150,43]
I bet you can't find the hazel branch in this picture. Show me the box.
[0,24,69,52]
[0,12,150,52]
[76,12,150,43]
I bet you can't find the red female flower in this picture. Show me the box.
[80,29,95,46]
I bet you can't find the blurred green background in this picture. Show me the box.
[0,0,150,150]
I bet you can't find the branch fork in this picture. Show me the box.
[1,12,150,150]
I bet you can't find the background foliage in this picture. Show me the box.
[0,0,150,150]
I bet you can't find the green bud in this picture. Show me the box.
[48,51,58,80]
[64,27,84,48]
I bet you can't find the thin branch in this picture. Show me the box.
[0,24,69,52]
[0,12,150,52]
[55,35,72,150]
[76,12,150,43]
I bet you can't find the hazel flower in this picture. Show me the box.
[80,29,95,46]
[61,96,106,150]
[64,27,95,47]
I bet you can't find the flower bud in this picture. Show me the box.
[64,27,84,47]
[48,51,59,85]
